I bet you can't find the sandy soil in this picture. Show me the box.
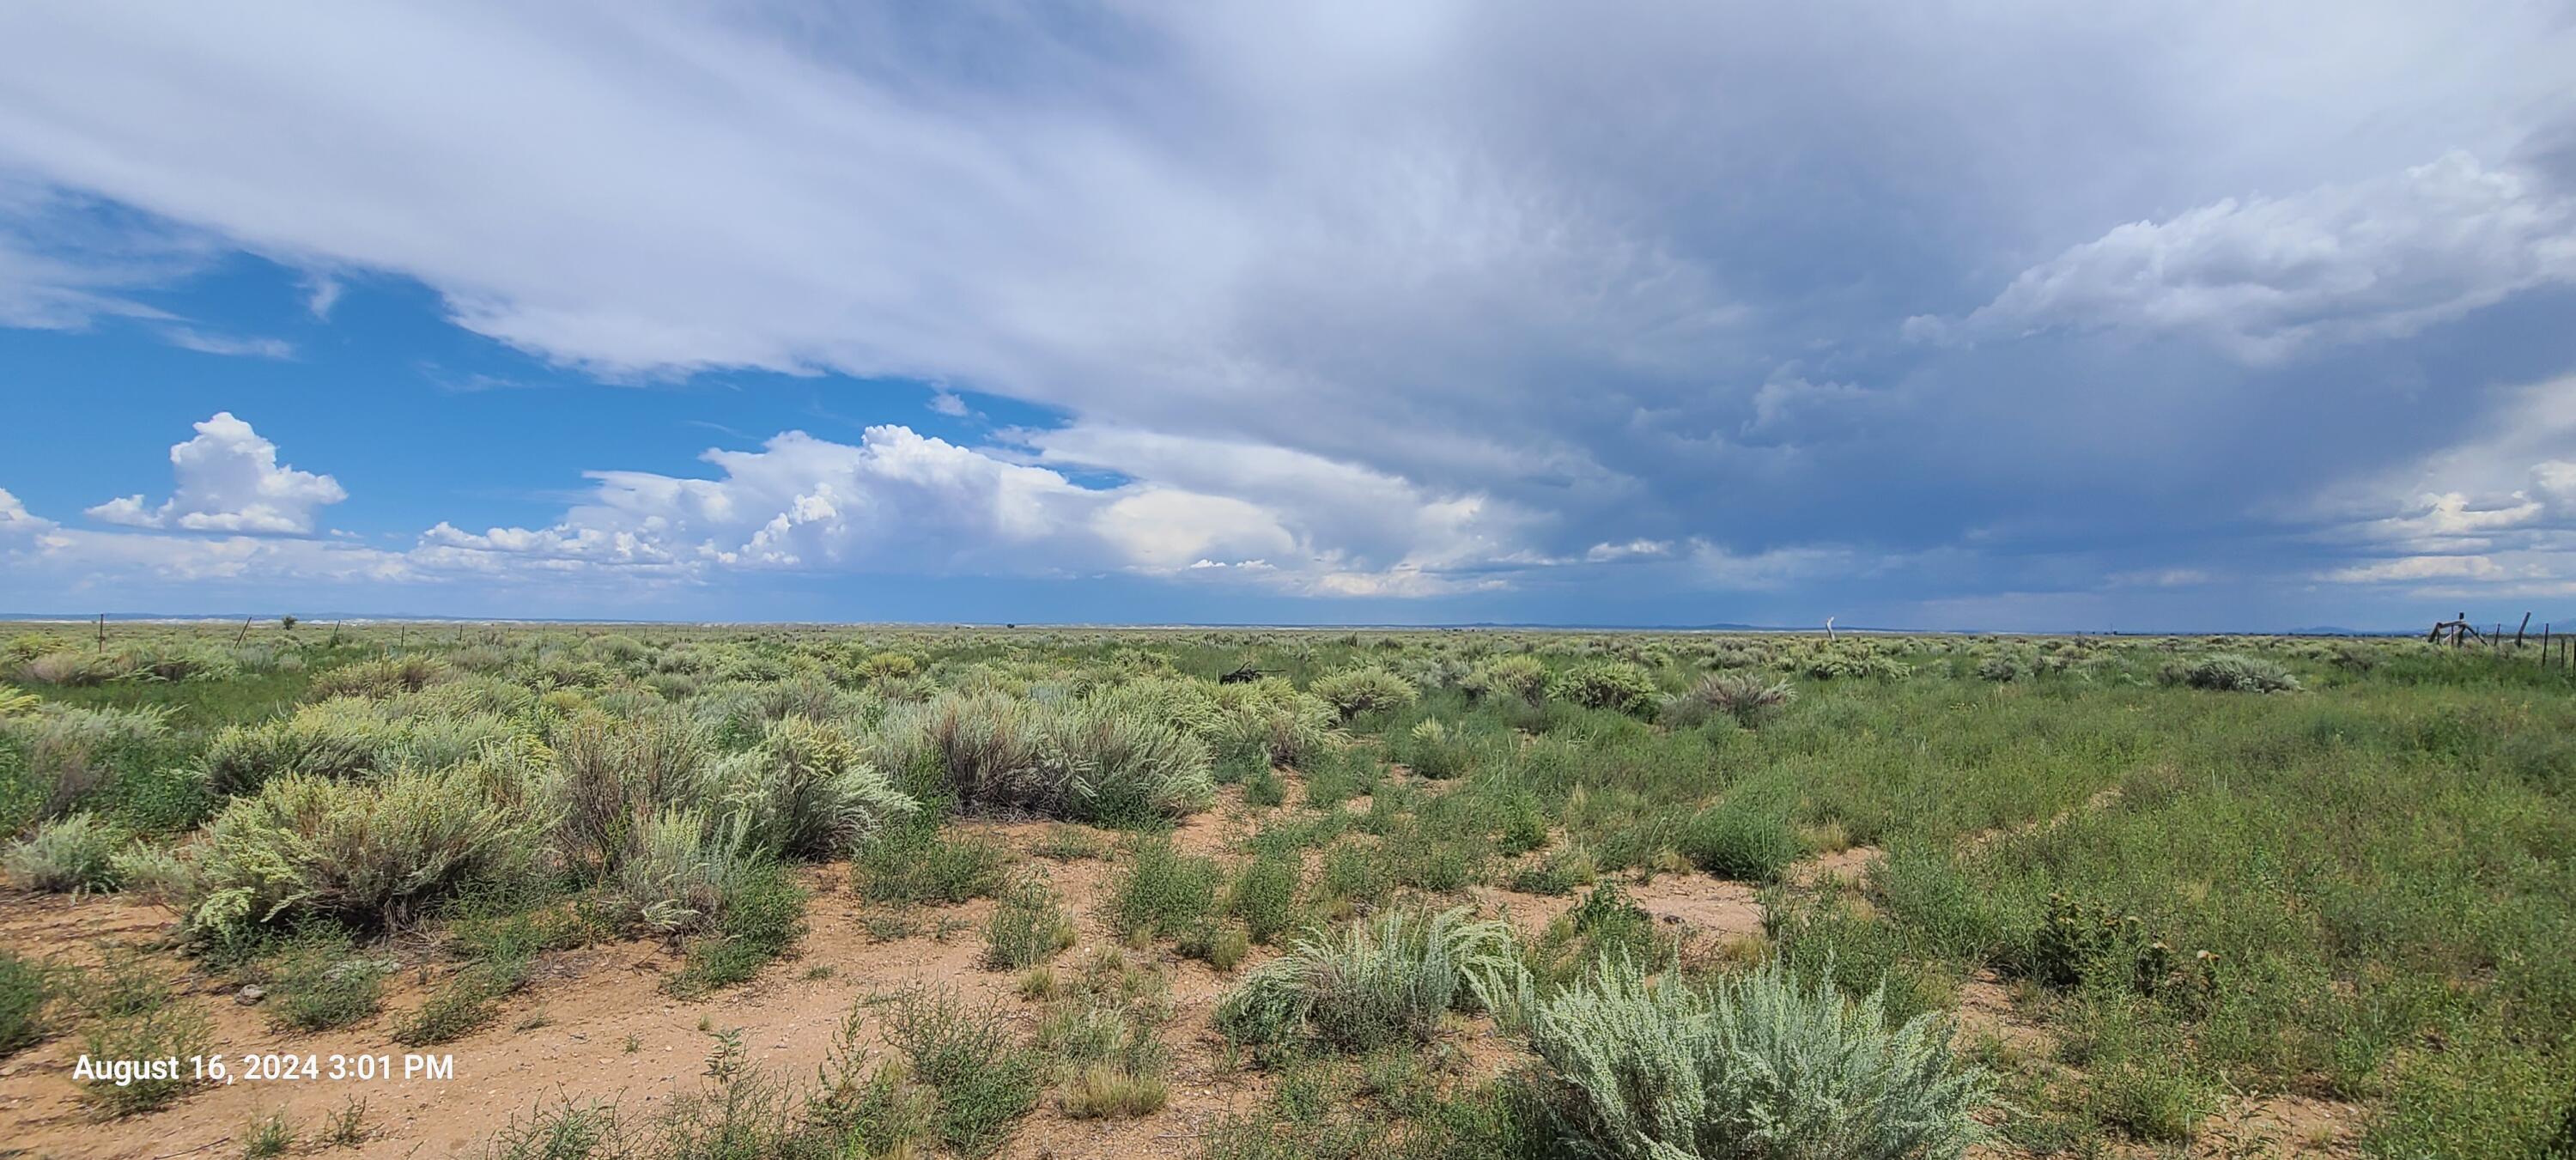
[0,780,2357,1158]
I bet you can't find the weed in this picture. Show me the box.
[982,872,1078,969]
[79,1001,213,1115]
[884,986,1042,1157]
[1106,833,1222,943]
[0,950,52,1056]
[239,1110,295,1158]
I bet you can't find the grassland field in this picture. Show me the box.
[0,623,2569,1159]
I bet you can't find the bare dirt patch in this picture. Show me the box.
[0,819,1297,1160]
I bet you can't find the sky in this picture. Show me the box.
[3,3,2574,630]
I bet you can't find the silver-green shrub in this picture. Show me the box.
[1307,666,1420,720]
[3,811,126,891]
[1528,956,1990,1160]
[185,766,539,938]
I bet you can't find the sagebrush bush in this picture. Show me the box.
[1549,662,1661,716]
[1308,666,1419,720]
[201,698,514,795]
[1393,717,1471,779]
[1462,655,1550,702]
[308,656,453,700]
[885,693,1214,823]
[549,710,710,876]
[3,703,171,820]
[3,811,126,891]
[1050,699,1217,823]
[612,808,756,933]
[1665,672,1797,728]
[1527,956,1990,1160]
[1212,677,1336,768]
[185,766,538,938]
[1215,906,1516,1052]
[2161,653,2300,693]
[702,716,915,859]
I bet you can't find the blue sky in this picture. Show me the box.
[3,3,2574,629]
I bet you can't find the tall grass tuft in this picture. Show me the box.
[1214,906,1516,1052]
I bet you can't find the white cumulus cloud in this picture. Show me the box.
[86,412,347,534]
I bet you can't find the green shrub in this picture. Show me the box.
[1226,850,1302,944]
[982,874,1078,970]
[1212,677,1336,768]
[185,766,538,939]
[670,860,808,995]
[1528,956,1990,1160]
[1973,654,2027,683]
[79,1001,213,1115]
[308,656,453,700]
[1800,647,1913,681]
[611,808,754,934]
[854,822,1009,905]
[266,934,388,1031]
[1049,699,1217,823]
[201,699,513,796]
[1497,790,1549,854]
[1510,847,1597,896]
[0,950,50,1056]
[885,986,1042,1157]
[1308,667,1419,720]
[548,710,711,877]
[1680,799,1803,883]
[1393,718,1470,779]
[1242,765,1285,806]
[1215,906,1516,1053]
[239,1110,295,1158]
[3,811,126,891]
[1549,662,1660,716]
[1106,835,1221,943]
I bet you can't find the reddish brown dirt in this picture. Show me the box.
[0,783,2354,1158]
[1625,873,1764,940]
[0,818,1287,1160]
